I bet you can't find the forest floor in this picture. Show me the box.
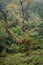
[0,49,43,65]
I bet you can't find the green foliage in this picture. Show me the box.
[11,27,22,39]
[0,0,43,65]
[0,0,6,9]
[0,50,43,65]
[29,2,43,19]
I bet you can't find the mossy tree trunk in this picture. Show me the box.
[0,8,30,55]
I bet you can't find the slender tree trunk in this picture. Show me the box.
[20,0,25,32]
[25,41,30,55]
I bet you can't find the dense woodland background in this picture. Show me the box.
[0,0,43,65]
